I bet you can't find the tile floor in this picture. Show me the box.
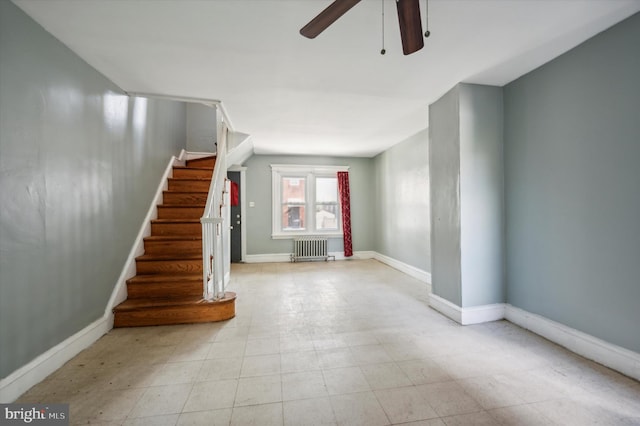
[17,259,640,425]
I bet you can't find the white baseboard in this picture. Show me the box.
[460,302,506,325]
[0,153,186,403]
[428,294,463,323]
[505,305,640,381]
[426,295,640,380]
[245,251,376,263]
[428,294,505,325]
[245,253,292,263]
[0,318,110,402]
[373,252,431,284]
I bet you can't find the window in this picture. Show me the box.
[271,164,348,238]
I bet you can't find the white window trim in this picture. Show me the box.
[271,164,349,239]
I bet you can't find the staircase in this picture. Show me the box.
[113,156,236,327]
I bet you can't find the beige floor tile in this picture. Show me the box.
[283,397,337,426]
[360,362,413,390]
[15,260,640,426]
[281,350,321,373]
[282,370,328,401]
[350,344,393,365]
[182,379,238,412]
[230,402,283,426]
[150,360,203,386]
[317,348,357,369]
[488,404,555,425]
[457,376,526,409]
[198,357,243,381]
[492,370,567,403]
[168,342,213,363]
[382,341,427,361]
[341,331,380,347]
[400,419,446,426]
[128,383,192,418]
[241,354,281,377]
[441,410,498,426]
[374,386,438,423]
[322,366,371,395]
[329,391,390,426]
[397,358,452,385]
[214,327,250,342]
[206,340,246,359]
[313,336,349,351]
[530,398,619,425]
[176,408,232,426]
[280,335,315,353]
[234,374,282,407]
[122,414,179,426]
[245,337,281,356]
[416,382,482,417]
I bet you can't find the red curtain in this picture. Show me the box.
[230,181,239,206]
[337,171,353,257]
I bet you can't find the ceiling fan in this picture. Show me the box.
[300,0,428,55]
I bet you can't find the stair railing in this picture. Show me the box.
[201,107,230,301]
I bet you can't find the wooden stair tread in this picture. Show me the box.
[114,153,236,327]
[127,273,202,283]
[164,190,208,193]
[114,296,205,310]
[173,166,213,171]
[144,235,202,241]
[114,292,235,311]
[151,219,201,223]
[136,253,202,261]
[157,205,206,208]
[169,177,212,181]
[186,156,216,168]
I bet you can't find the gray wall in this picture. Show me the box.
[0,2,186,378]
[374,129,430,272]
[244,155,375,255]
[429,86,462,305]
[186,103,216,152]
[429,84,505,308]
[459,84,504,307]
[504,13,640,353]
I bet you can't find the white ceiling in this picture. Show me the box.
[14,0,640,157]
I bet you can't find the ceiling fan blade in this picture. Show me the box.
[300,0,362,39]
[396,0,424,55]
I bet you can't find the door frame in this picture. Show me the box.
[228,165,247,262]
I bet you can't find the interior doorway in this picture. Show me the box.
[227,168,246,262]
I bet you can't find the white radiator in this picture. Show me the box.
[291,237,334,262]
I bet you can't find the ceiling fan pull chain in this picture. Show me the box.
[381,0,386,54]
[424,0,431,38]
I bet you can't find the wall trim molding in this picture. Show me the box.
[373,252,431,283]
[245,253,292,263]
[428,295,505,325]
[0,318,110,402]
[505,305,640,381]
[426,295,640,381]
[0,153,188,403]
[428,294,463,323]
